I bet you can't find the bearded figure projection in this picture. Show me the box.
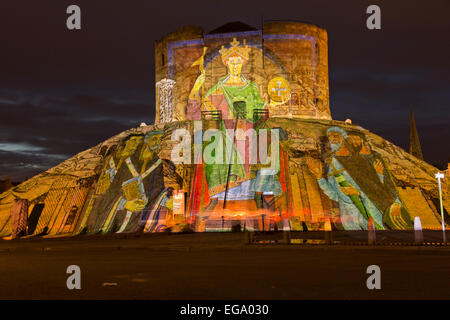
[306,127,412,230]
[187,38,286,231]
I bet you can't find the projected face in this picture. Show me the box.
[328,132,344,152]
[226,56,244,76]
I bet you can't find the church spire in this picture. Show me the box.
[409,108,423,160]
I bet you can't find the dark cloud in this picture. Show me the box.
[0,0,449,180]
[0,88,151,179]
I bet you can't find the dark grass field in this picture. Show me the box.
[0,232,449,300]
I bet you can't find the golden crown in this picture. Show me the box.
[219,38,250,64]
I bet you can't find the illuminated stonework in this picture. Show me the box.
[155,21,331,123]
[156,78,176,124]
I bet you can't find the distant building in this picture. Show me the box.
[409,109,423,160]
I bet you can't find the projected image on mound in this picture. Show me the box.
[81,131,183,234]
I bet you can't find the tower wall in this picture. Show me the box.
[154,21,331,124]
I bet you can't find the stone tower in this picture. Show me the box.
[154,21,331,124]
[409,109,423,160]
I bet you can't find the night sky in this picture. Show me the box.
[1,0,449,181]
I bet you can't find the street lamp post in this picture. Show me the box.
[435,172,446,244]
